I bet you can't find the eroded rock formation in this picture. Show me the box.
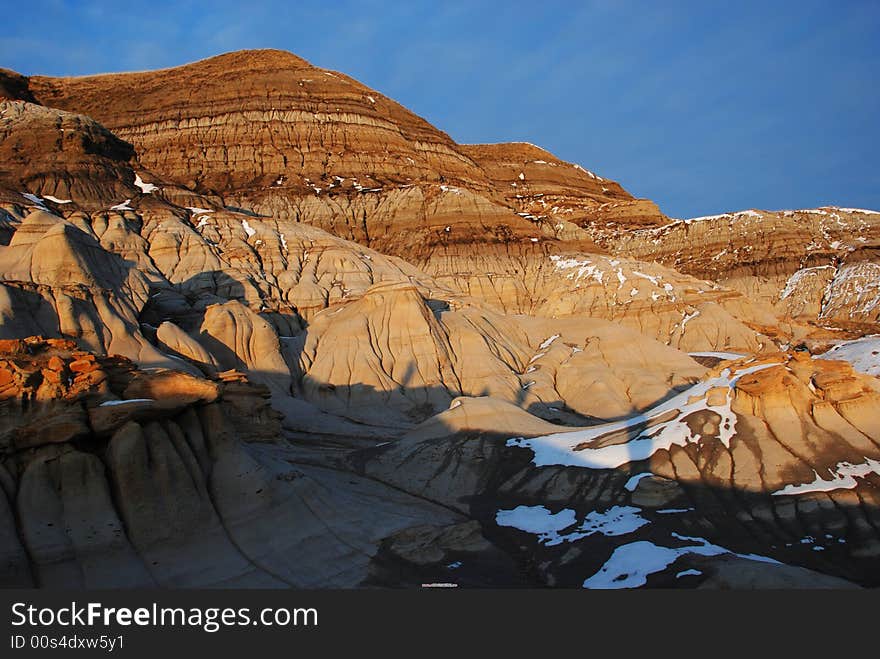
[0,49,878,589]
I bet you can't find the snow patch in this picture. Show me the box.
[623,472,652,492]
[685,209,763,224]
[836,207,879,215]
[816,336,880,376]
[496,505,648,546]
[820,262,880,319]
[688,351,746,361]
[679,310,700,331]
[43,195,72,204]
[99,398,154,407]
[21,193,47,207]
[780,266,834,300]
[582,533,778,589]
[508,362,779,469]
[572,163,601,180]
[772,458,880,496]
[550,255,605,285]
[134,174,158,194]
[632,271,659,286]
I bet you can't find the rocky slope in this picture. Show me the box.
[0,337,488,587]
[0,99,138,210]
[610,207,880,331]
[358,351,880,587]
[10,51,661,258]
[0,49,878,589]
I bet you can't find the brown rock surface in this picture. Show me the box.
[14,50,661,262]
[0,69,37,103]
[0,99,137,210]
[610,207,880,329]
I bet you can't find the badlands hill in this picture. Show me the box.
[0,50,879,589]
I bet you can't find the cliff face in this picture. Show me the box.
[27,50,480,192]
[610,208,880,329]
[1,49,879,589]
[0,100,137,210]
[16,50,660,260]
[0,69,37,103]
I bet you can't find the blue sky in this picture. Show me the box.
[2,0,878,218]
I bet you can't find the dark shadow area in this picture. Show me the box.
[345,412,880,588]
[0,284,63,340]
[221,205,271,217]
[525,400,598,426]
[465,445,880,588]
[0,208,20,246]
[140,270,305,338]
[1,345,880,589]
